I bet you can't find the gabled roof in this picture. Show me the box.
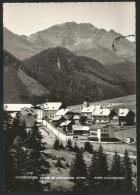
[60,120,71,127]
[55,108,69,116]
[72,125,90,131]
[92,108,110,116]
[119,108,129,116]
[4,104,32,112]
[43,102,62,111]
[81,105,96,113]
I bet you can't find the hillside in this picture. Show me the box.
[22,47,135,105]
[4,22,135,65]
[4,50,48,103]
[3,27,42,60]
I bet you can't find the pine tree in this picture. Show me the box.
[55,158,64,168]
[27,123,49,190]
[73,142,80,153]
[94,145,109,191]
[70,150,88,191]
[88,151,98,191]
[66,139,73,151]
[122,150,133,191]
[53,139,60,150]
[84,142,94,154]
[110,151,123,191]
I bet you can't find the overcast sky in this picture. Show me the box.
[3,2,135,41]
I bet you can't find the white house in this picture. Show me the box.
[4,104,32,118]
[72,125,90,135]
[42,102,62,119]
[89,124,115,142]
[119,108,135,126]
[92,108,112,124]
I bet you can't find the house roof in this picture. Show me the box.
[72,125,90,131]
[119,108,129,116]
[52,115,62,121]
[81,105,96,113]
[92,108,110,116]
[4,104,32,112]
[90,124,107,129]
[55,108,69,116]
[60,120,71,127]
[42,102,62,111]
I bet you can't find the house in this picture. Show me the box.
[73,115,80,125]
[72,125,90,135]
[52,115,65,127]
[89,124,115,142]
[125,137,135,144]
[67,105,83,113]
[119,108,135,126]
[110,116,119,125]
[42,102,62,120]
[4,104,32,116]
[55,108,69,118]
[60,120,72,133]
[81,105,96,120]
[92,108,116,124]
[32,105,43,123]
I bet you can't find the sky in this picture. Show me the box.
[3,2,135,41]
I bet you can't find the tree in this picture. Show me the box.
[66,139,73,151]
[53,139,60,150]
[26,123,49,190]
[59,142,66,150]
[73,142,80,153]
[55,158,64,168]
[79,115,87,125]
[122,150,133,191]
[110,151,123,191]
[92,145,109,191]
[88,151,98,191]
[70,150,88,191]
[84,142,94,154]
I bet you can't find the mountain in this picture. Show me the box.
[3,27,42,60]
[4,22,135,65]
[27,22,135,65]
[4,50,48,103]
[21,47,135,105]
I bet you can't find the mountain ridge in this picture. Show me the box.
[4,22,135,65]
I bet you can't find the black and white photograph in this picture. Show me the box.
[2,1,136,192]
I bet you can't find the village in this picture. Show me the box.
[4,97,136,146]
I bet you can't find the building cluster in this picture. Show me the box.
[4,99,135,143]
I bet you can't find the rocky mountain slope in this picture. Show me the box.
[4,22,135,65]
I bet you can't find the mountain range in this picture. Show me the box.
[4,22,135,65]
[3,22,136,105]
